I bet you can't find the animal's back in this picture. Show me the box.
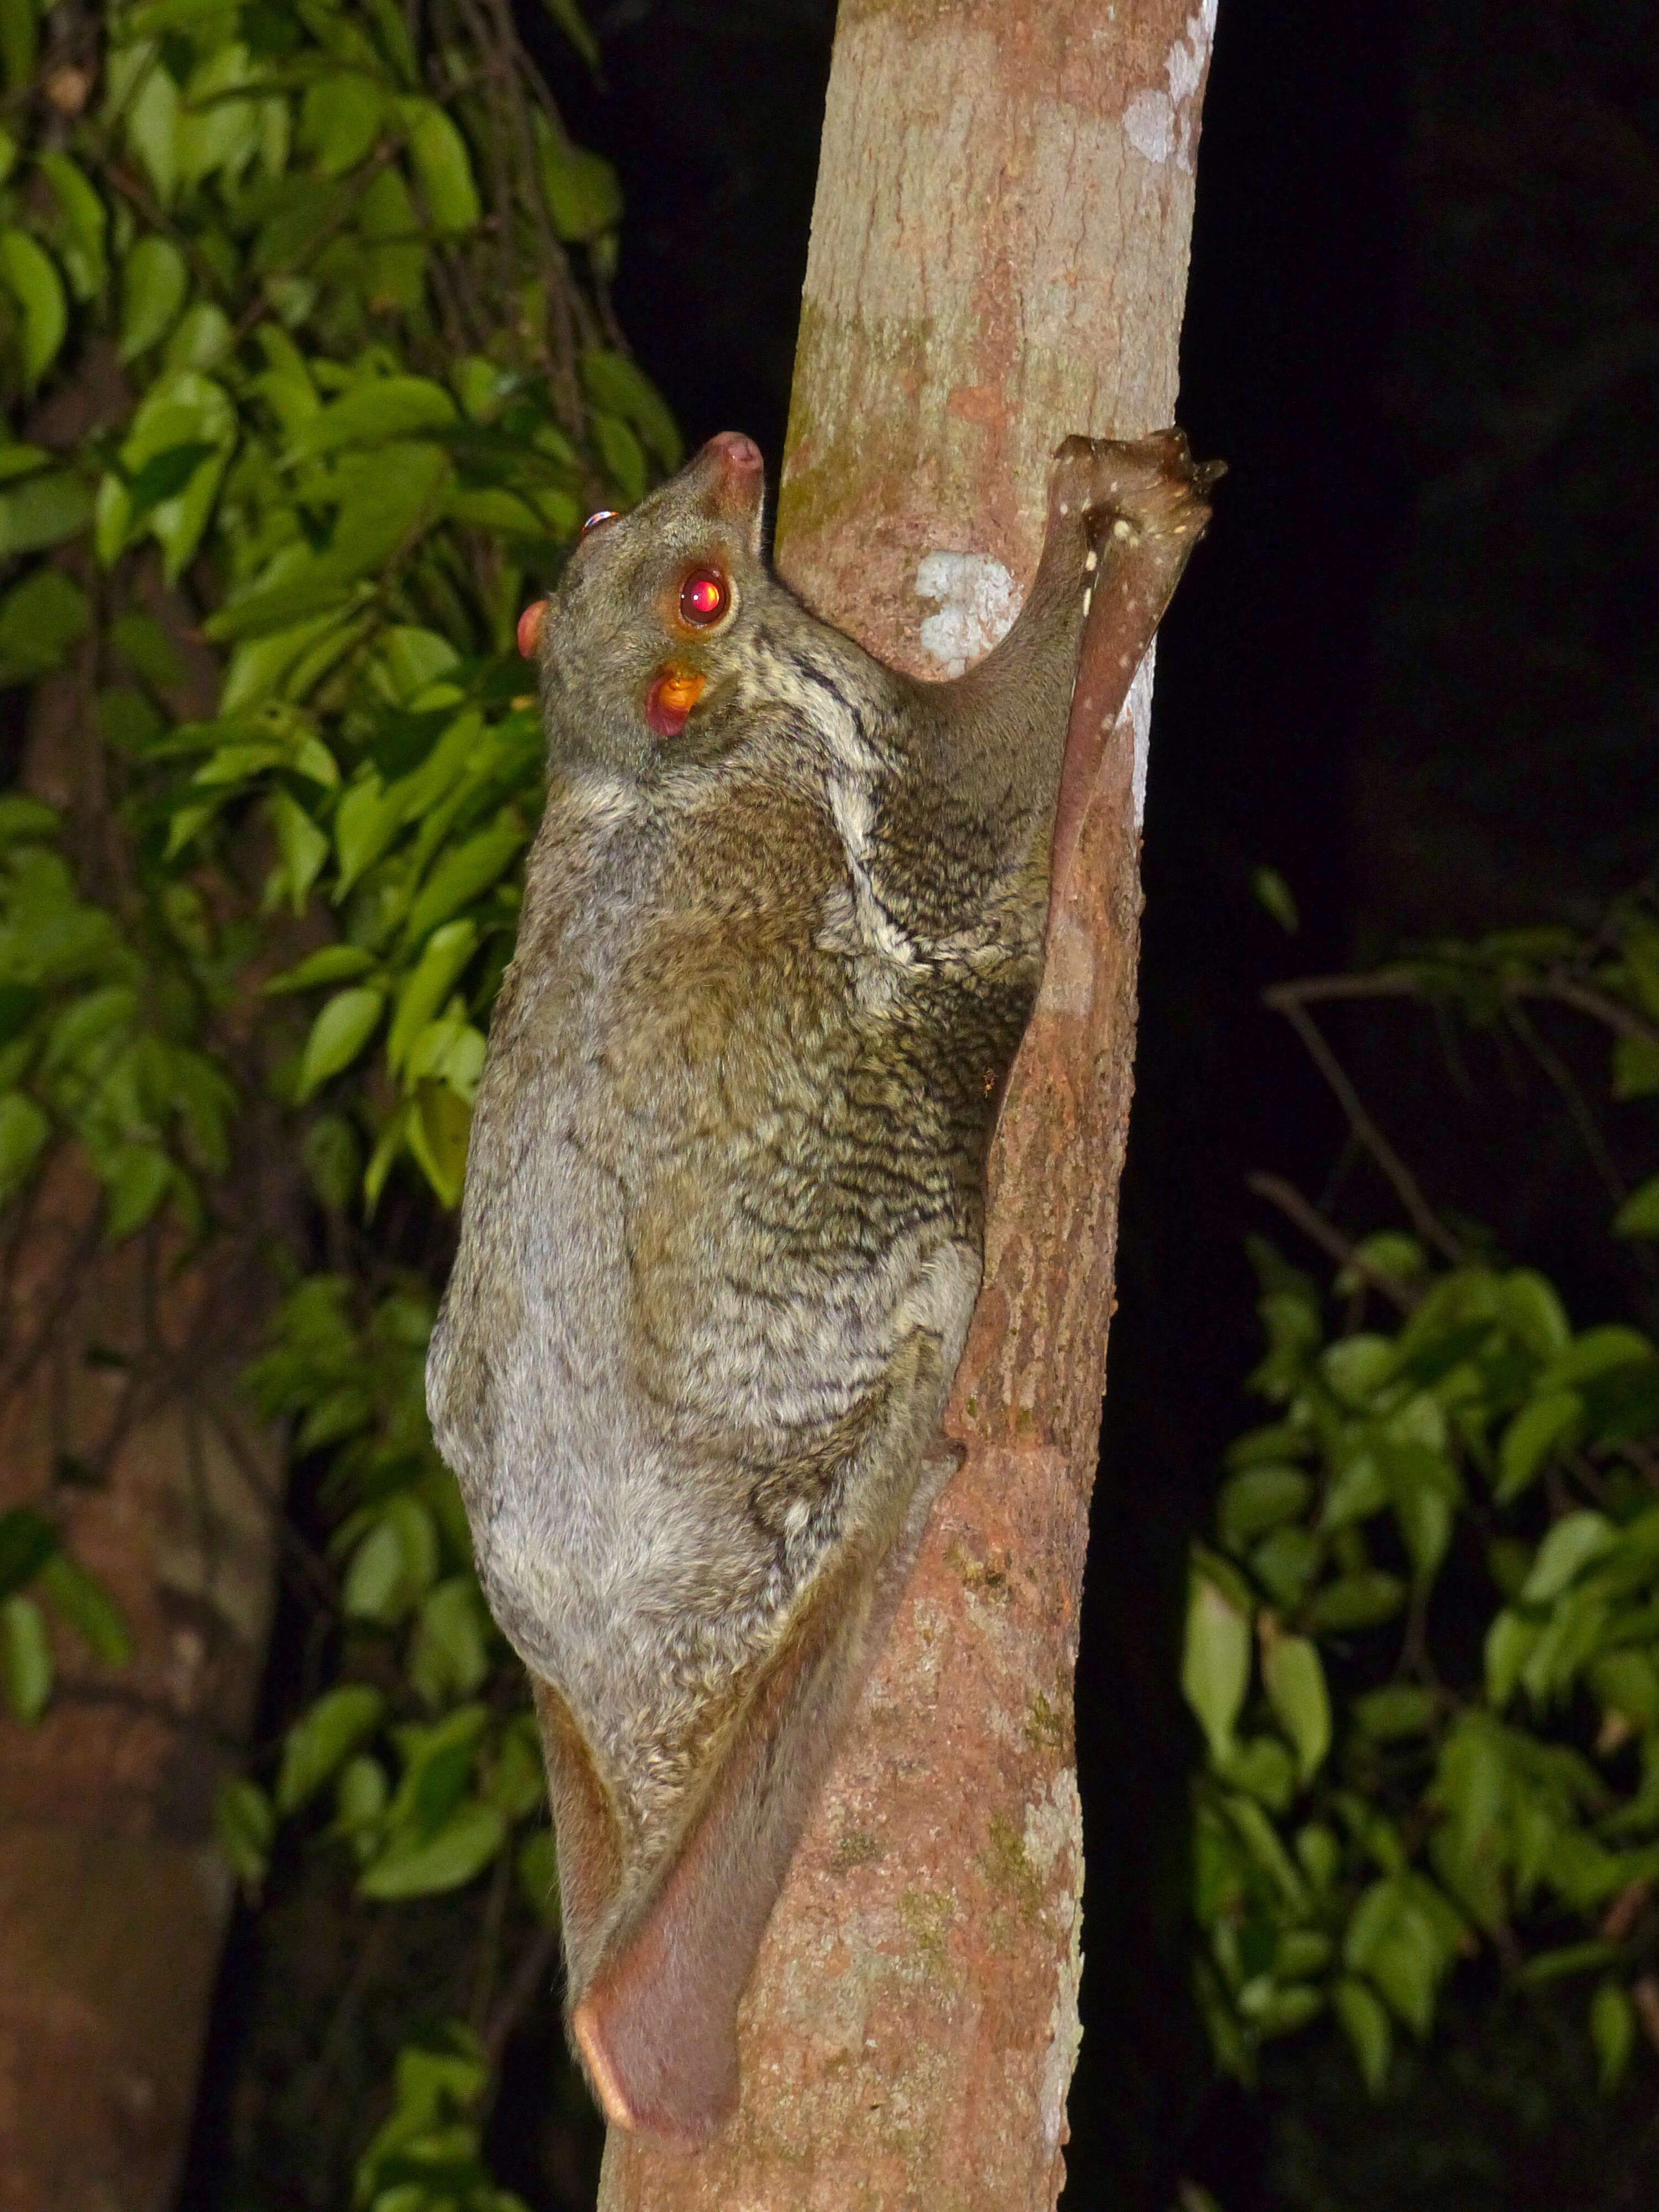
[427,748,990,1824]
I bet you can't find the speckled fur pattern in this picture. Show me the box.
[425,428,1215,2140]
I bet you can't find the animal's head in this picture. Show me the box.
[521,431,774,773]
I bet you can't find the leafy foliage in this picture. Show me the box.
[0,0,664,2192]
[1188,902,1659,2101]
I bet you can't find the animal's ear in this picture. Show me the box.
[568,1442,963,2149]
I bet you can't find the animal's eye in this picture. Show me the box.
[581,509,619,536]
[679,567,729,626]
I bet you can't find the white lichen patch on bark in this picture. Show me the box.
[916,550,1021,675]
[1121,0,1218,173]
[1124,642,1156,828]
[1028,1767,1085,2152]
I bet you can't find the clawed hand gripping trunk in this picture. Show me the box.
[426,426,1219,2146]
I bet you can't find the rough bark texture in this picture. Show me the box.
[0,1162,286,2212]
[599,2,1213,2206]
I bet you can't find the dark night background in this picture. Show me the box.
[189,2,1659,2205]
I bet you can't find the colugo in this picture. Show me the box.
[427,425,1218,2145]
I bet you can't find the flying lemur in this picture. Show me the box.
[426,425,1218,2146]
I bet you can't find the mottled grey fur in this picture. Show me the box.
[425,429,1214,2142]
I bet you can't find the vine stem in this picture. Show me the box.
[1264,983,1467,1264]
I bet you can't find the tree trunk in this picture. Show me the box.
[0,1167,287,2212]
[0,540,291,2212]
[598,3,1214,2206]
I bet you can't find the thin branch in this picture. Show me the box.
[1503,999,1630,1208]
[1246,1171,1420,1314]
[468,1845,515,2032]
[1263,984,1467,1264]
[481,1921,560,2073]
[1270,962,1659,1056]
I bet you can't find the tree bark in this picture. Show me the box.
[0,1164,287,2212]
[599,2,1214,2206]
[0,539,291,2212]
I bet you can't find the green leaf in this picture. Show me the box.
[297,985,385,1100]
[333,1753,389,1849]
[2,1594,51,1721]
[103,1145,174,1240]
[1385,1442,1459,1584]
[216,1776,275,1884]
[403,99,481,233]
[1589,1647,1659,1731]
[403,817,523,945]
[359,1796,505,1898]
[535,118,622,243]
[406,1078,472,1207]
[1249,863,1300,933]
[1343,1876,1457,2036]
[1519,1939,1619,1986]
[387,920,477,1072]
[537,0,601,70]
[1354,1685,1437,1740]
[1262,1634,1332,1782]
[1182,1572,1251,1761]
[1591,1980,1635,2093]
[1252,1524,1320,1610]
[161,301,231,374]
[1218,1733,1296,1813]
[0,1504,59,1597]
[593,410,647,505]
[377,625,460,701]
[126,56,181,203]
[0,1092,50,1203]
[40,153,108,302]
[1484,1608,1537,1707]
[1496,1269,1572,1358]
[1496,1390,1583,1504]
[1612,1032,1659,1100]
[286,375,456,458]
[301,1112,363,1212]
[1307,1570,1405,1632]
[0,0,37,93]
[1218,1465,1312,1552]
[517,1825,561,1926]
[342,1495,437,1623]
[1578,1355,1659,1442]
[0,229,67,387]
[581,348,681,471]
[264,945,378,994]
[1544,1324,1654,1387]
[0,568,88,682]
[1613,1175,1659,1239]
[332,773,405,895]
[300,73,384,176]
[0,792,57,842]
[269,790,330,914]
[0,471,92,557]
[117,372,237,582]
[409,1575,490,1707]
[1334,1977,1393,2095]
[119,236,190,360]
[126,440,218,523]
[276,1683,385,1813]
[1521,1512,1617,1604]
[36,1553,131,1662]
[484,1714,547,1821]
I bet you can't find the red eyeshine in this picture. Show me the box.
[581,509,619,536]
[679,568,728,625]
